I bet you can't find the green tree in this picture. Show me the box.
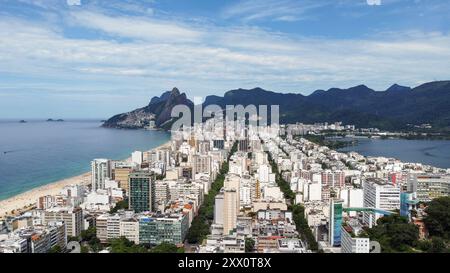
[48,245,62,253]
[291,204,318,251]
[429,237,448,253]
[80,245,90,253]
[67,235,80,242]
[186,142,238,244]
[80,227,102,252]
[109,237,148,253]
[150,242,184,253]
[245,238,255,253]
[110,198,129,213]
[80,226,96,241]
[366,214,419,252]
[423,197,450,239]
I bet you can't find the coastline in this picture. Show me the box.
[0,141,171,219]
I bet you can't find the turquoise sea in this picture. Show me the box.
[0,120,170,200]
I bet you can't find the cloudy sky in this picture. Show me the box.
[0,0,449,118]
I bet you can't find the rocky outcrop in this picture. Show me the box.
[102,87,193,130]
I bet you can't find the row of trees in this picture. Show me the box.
[267,152,295,201]
[265,148,319,251]
[185,142,238,244]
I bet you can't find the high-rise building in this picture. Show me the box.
[329,199,343,247]
[363,178,400,227]
[407,174,450,202]
[400,192,418,219]
[47,221,67,251]
[129,172,155,213]
[119,218,139,244]
[43,207,83,237]
[257,164,270,183]
[321,171,345,188]
[214,193,224,225]
[238,139,249,152]
[192,155,212,174]
[113,167,132,193]
[132,151,143,165]
[224,174,240,212]
[223,189,238,235]
[91,159,111,191]
[213,139,225,149]
[139,213,189,245]
[155,181,170,206]
[95,214,108,244]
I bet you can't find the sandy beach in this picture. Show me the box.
[0,141,171,219]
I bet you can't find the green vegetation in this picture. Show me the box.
[366,214,419,253]
[110,198,129,213]
[265,147,318,251]
[149,242,185,253]
[267,152,295,200]
[366,206,450,253]
[416,197,450,253]
[301,135,355,150]
[109,237,148,253]
[67,235,80,243]
[155,174,165,180]
[245,238,255,253]
[423,197,450,240]
[291,204,319,251]
[81,227,103,252]
[186,142,238,244]
[417,237,449,253]
[48,245,62,253]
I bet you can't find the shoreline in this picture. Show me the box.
[0,141,171,219]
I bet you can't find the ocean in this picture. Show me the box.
[338,138,450,169]
[0,120,170,200]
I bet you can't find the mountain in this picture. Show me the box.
[103,81,450,131]
[203,81,450,130]
[102,87,193,130]
[385,84,411,93]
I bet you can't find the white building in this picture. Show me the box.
[363,178,400,226]
[132,151,143,165]
[119,218,139,244]
[341,224,370,253]
[91,159,111,191]
[257,164,271,183]
[263,186,283,200]
[214,193,224,225]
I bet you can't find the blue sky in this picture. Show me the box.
[0,0,449,118]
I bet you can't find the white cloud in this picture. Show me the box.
[0,10,450,97]
[70,11,203,43]
[67,0,81,6]
[367,0,382,6]
[222,0,327,22]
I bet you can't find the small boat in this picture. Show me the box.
[19,120,27,123]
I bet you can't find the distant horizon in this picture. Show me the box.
[1,79,448,119]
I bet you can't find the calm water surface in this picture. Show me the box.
[0,120,170,200]
[338,138,450,169]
